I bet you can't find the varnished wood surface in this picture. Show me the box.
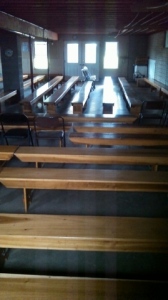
[44,76,79,105]
[102,77,114,102]
[44,76,79,113]
[15,146,168,166]
[118,77,142,109]
[0,168,168,192]
[143,78,161,91]
[73,123,168,134]
[0,214,168,252]
[0,90,17,102]
[143,78,168,100]
[23,74,28,80]
[64,113,137,123]
[0,274,167,299]
[23,75,45,89]
[160,87,168,97]
[71,81,92,104]
[26,113,138,124]
[71,81,93,113]
[0,146,18,161]
[69,132,168,147]
[21,76,63,113]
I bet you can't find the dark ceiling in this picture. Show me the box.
[0,0,168,36]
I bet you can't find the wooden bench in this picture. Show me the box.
[2,114,137,136]
[160,87,168,99]
[0,213,168,252]
[0,167,168,211]
[26,112,137,126]
[20,76,63,114]
[69,125,168,147]
[0,274,167,300]
[0,145,18,161]
[72,123,168,134]
[23,75,45,89]
[143,77,161,93]
[15,146,168,171]
[69,131,168,147]
[0,90,17,113]
[60,113,138,124]
[102,76,115,114]
[142,78,168,99]
[23,74,28,80]
[44,76,79,114]
[118,77,142,115]
[71,81,93,113]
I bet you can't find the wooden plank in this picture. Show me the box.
[0,146,18,161]
[44,76,79,114]
[160,87,168,98]
[0,214,168,252]
[0,274,167,299]
[118,77,142,115]
[0,90,17,103]
[15,146,168,167]
[26,113,138,124]
[71,81,93,114]
[23,74,28,80]
[0,168,168,192]
[20,76,63,113]
[102,77,115,114]
[23,75,45,89]
[69,132,168,147]
[0,90,17,112]
[73,123,168,134]
[143,78,161,92]
[61,113,138,124]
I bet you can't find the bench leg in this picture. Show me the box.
[23,188,33,212]
[152,164,158,172]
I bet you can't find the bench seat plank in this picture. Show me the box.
[0,90,17,112]
[71,81,93,113]
[0,90,17,102]
[63,113,137,123]
[102,77,115,114]
[26,113,137,124]
[0,168,168,191]
[69,132,168,147]
[21,76,63,113]
[23,75,45,89]
[143,78,161,92]
[44,76,79,114]
[160,87,168,98]
[0,275,167,299]
[0,146,18,161]
[73,123,168,134]
[15,146,168,167]
[0,214,168,252]
[118,77,142,115]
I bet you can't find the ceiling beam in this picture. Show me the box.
[0,11,58,40]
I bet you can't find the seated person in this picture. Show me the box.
[81,65,96,89]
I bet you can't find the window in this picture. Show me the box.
[34,41,48,69]
[103,42,118,69]
[67,44,78,63]
[85,43,97,64]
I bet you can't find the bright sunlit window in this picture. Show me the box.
[67,44,78,63]
[103,42,118,69]
[85,43,97,63]
[34,41,48,69]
